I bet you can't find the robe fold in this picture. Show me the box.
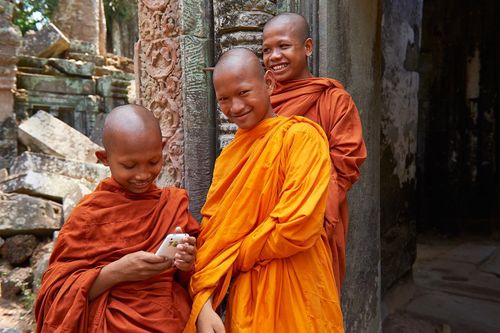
[35,177,199,333]
[185,116,343,333]
[271,78,367,292]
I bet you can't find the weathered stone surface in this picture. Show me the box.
[62,184,90,221]
[18,110,102,163]
[10,152,109,185]
[1,267,33,299]
[480,248,500,276]
[17,73,96,95]
[0,192,62,237]
[47,58,95,77]
[53,0,107,55]
[31,241,53,293]
[0,0,21,170]
[1,235,38,266]
[0,237,4,248]
[66,52,105,66]
[0,329,21,333]
[381,0,422,294]
[21,23,70,58]
[181,35,215,220]
[14,90,101,136]
[0,168,7,181]
[0,171,92,202]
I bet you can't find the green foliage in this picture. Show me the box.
[20,287,35,310]
[12,0,59,34]
[104,0,137,23]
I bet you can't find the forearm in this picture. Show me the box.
[88,262,123,301]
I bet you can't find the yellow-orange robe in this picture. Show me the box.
[35,177,199,333]
[185,116,344,333]
[271,78,367,292]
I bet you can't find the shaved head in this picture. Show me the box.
[263,13,310,42]
[102,104,162,154]
[213,48,264,81]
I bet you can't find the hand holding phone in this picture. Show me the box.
[155,233,189,259]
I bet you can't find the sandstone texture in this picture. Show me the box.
[21,23,70,58]
[0,192,62,237]
[18,110,102,163]
[1,235,38,266]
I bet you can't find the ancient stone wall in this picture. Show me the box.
[418,0,500,233]
[53,0,107,55]
[0,0,21,169]
[136,0,213,219]
[380,0,422,296]
[317,1,382,332]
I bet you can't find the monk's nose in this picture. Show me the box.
[270,48,282,60]
[231,98,245,114]
[134,168,151,180]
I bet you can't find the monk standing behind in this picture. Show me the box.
[35,105,199,332]
[184,48,343,333]
[263,13,367,293]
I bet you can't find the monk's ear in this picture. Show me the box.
[95,150,109,166]
[264,70,276,94]
[304,37,313,57]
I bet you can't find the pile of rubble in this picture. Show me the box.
[0,111,109,330]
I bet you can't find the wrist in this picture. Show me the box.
[102,261,125,284]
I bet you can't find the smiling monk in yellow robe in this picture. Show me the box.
[184,48,344,333]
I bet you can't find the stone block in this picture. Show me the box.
[21,23,70,58]
[47,58,95,77]
[1,267,33,299]
[18,110,102,163]
[0,171,92,203]
[69,39,98,55]
[0,192,62,237]
[96,75,131,97]
[0,168,7,181]
[1,235,38,266]
[31,241,53,293]
[17,73,96,95]
[67,52,105,66]
[10,152,109,186]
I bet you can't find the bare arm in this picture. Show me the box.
[88,251,172,300]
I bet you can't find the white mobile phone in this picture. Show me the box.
[155,233,189,259]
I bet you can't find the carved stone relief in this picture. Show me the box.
[137,0,184,187]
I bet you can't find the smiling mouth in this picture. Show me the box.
[132,181,152,188]
[271,64,288,71]
[231,111,251,119]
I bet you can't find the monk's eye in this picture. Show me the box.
[239,90,249,96]
[218,97,228,102]
[280,44,290,49]
[149,160,160,166]
[122,163,135,170]
[262,48,270,54]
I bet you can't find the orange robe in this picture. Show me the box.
[271,78,367,292]
[185,116,344,333]
[35,177,199,333]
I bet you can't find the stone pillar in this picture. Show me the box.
[213,0,275,148]
[316,1,382,332]
[136,0,214,219]
[0,1,21,169]
[380,0,423,301]
[53,0,107,55]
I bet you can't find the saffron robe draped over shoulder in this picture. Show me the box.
[271,78,367,292]
[185,116,344,333]
[35,178,199,333]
